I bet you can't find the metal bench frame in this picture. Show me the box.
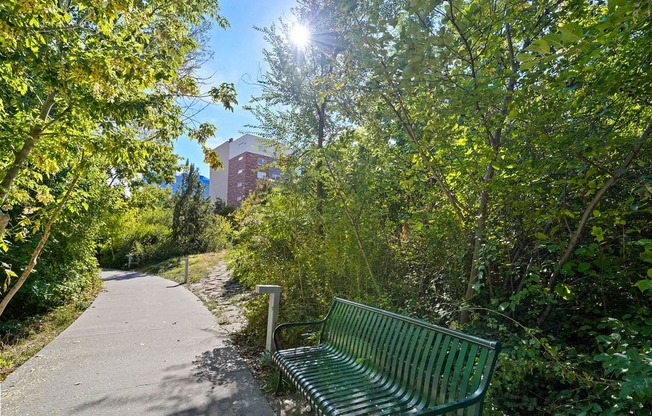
[273,298,501,416]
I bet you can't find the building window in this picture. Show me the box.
[257,171,267,179]
[257,158,266,166]
[236,182,243,188]
[237,169,243,175]
[236,196,242,202]
[238,156,243,161]
[271,173,282,180]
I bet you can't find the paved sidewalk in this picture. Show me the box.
[1,270,274,416]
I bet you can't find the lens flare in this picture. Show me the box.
[290,24,310,48]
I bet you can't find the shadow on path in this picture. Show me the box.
[68,345,270,416]
[100,269,147,282]
[192,343,248,391]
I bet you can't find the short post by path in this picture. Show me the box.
[181,257,189,284]
[255,285,281,353]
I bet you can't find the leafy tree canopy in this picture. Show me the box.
[1,0,235,316]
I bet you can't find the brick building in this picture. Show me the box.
[209,134,281,207]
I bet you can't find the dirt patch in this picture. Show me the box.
[187,260,310,415]
[188,261,249,334]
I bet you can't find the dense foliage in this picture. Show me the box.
[233,0,652,414]
[98,165,232,268]
[97,183,174,268]
[1,166,111,319]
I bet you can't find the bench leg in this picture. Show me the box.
[275,371,284,396]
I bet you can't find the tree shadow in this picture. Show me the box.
[69,344,273,416]
[100,269,148,281]
[191,344,248,391]
[222,278,249,299]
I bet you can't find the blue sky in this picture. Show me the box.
[175,0,298,177]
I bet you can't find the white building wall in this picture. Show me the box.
[209,142,231,203]
[227,134,277,159]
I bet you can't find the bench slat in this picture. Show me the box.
[273,298,500,416]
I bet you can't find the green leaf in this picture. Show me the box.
[591,226,605,242]
[562,260,575,275]
[559,23,583,43]
[555,283,572,300]
[635,279,652,294]
[542,33,564,49]
[498,302,511,312]
[593,354,611,362]
[519,60,537,70]
[526,39,550,55]
[516,53,536,62]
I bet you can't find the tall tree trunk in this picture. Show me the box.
[316,100,326,207]
[459,23,517,324]
[460,165,493,324]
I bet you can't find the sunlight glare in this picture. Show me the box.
[290,24,310,47]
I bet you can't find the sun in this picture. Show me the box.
[290,24,310,48]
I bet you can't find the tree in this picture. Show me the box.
[0,0,235,317]
[235,0,652,412]
[1,163,115,319]
[171,162,229,255]
[97,182,174,268]
[250,0,348,216]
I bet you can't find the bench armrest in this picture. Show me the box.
[273,319,326,351]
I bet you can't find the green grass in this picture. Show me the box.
[140,251,227,284]
[0,277,102,381]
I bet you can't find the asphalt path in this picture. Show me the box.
[1,269,274,416]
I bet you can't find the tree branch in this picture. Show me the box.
[0,91,58,238]
[0,158,85,317]
[380,91,470,224]
[538,119,652,326]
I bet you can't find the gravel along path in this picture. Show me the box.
[187,261,311,416]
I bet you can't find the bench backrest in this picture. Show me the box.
[320,298,501,415]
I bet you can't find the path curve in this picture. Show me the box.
[1,270,273,416]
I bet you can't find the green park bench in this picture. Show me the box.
[273,298,501,416]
